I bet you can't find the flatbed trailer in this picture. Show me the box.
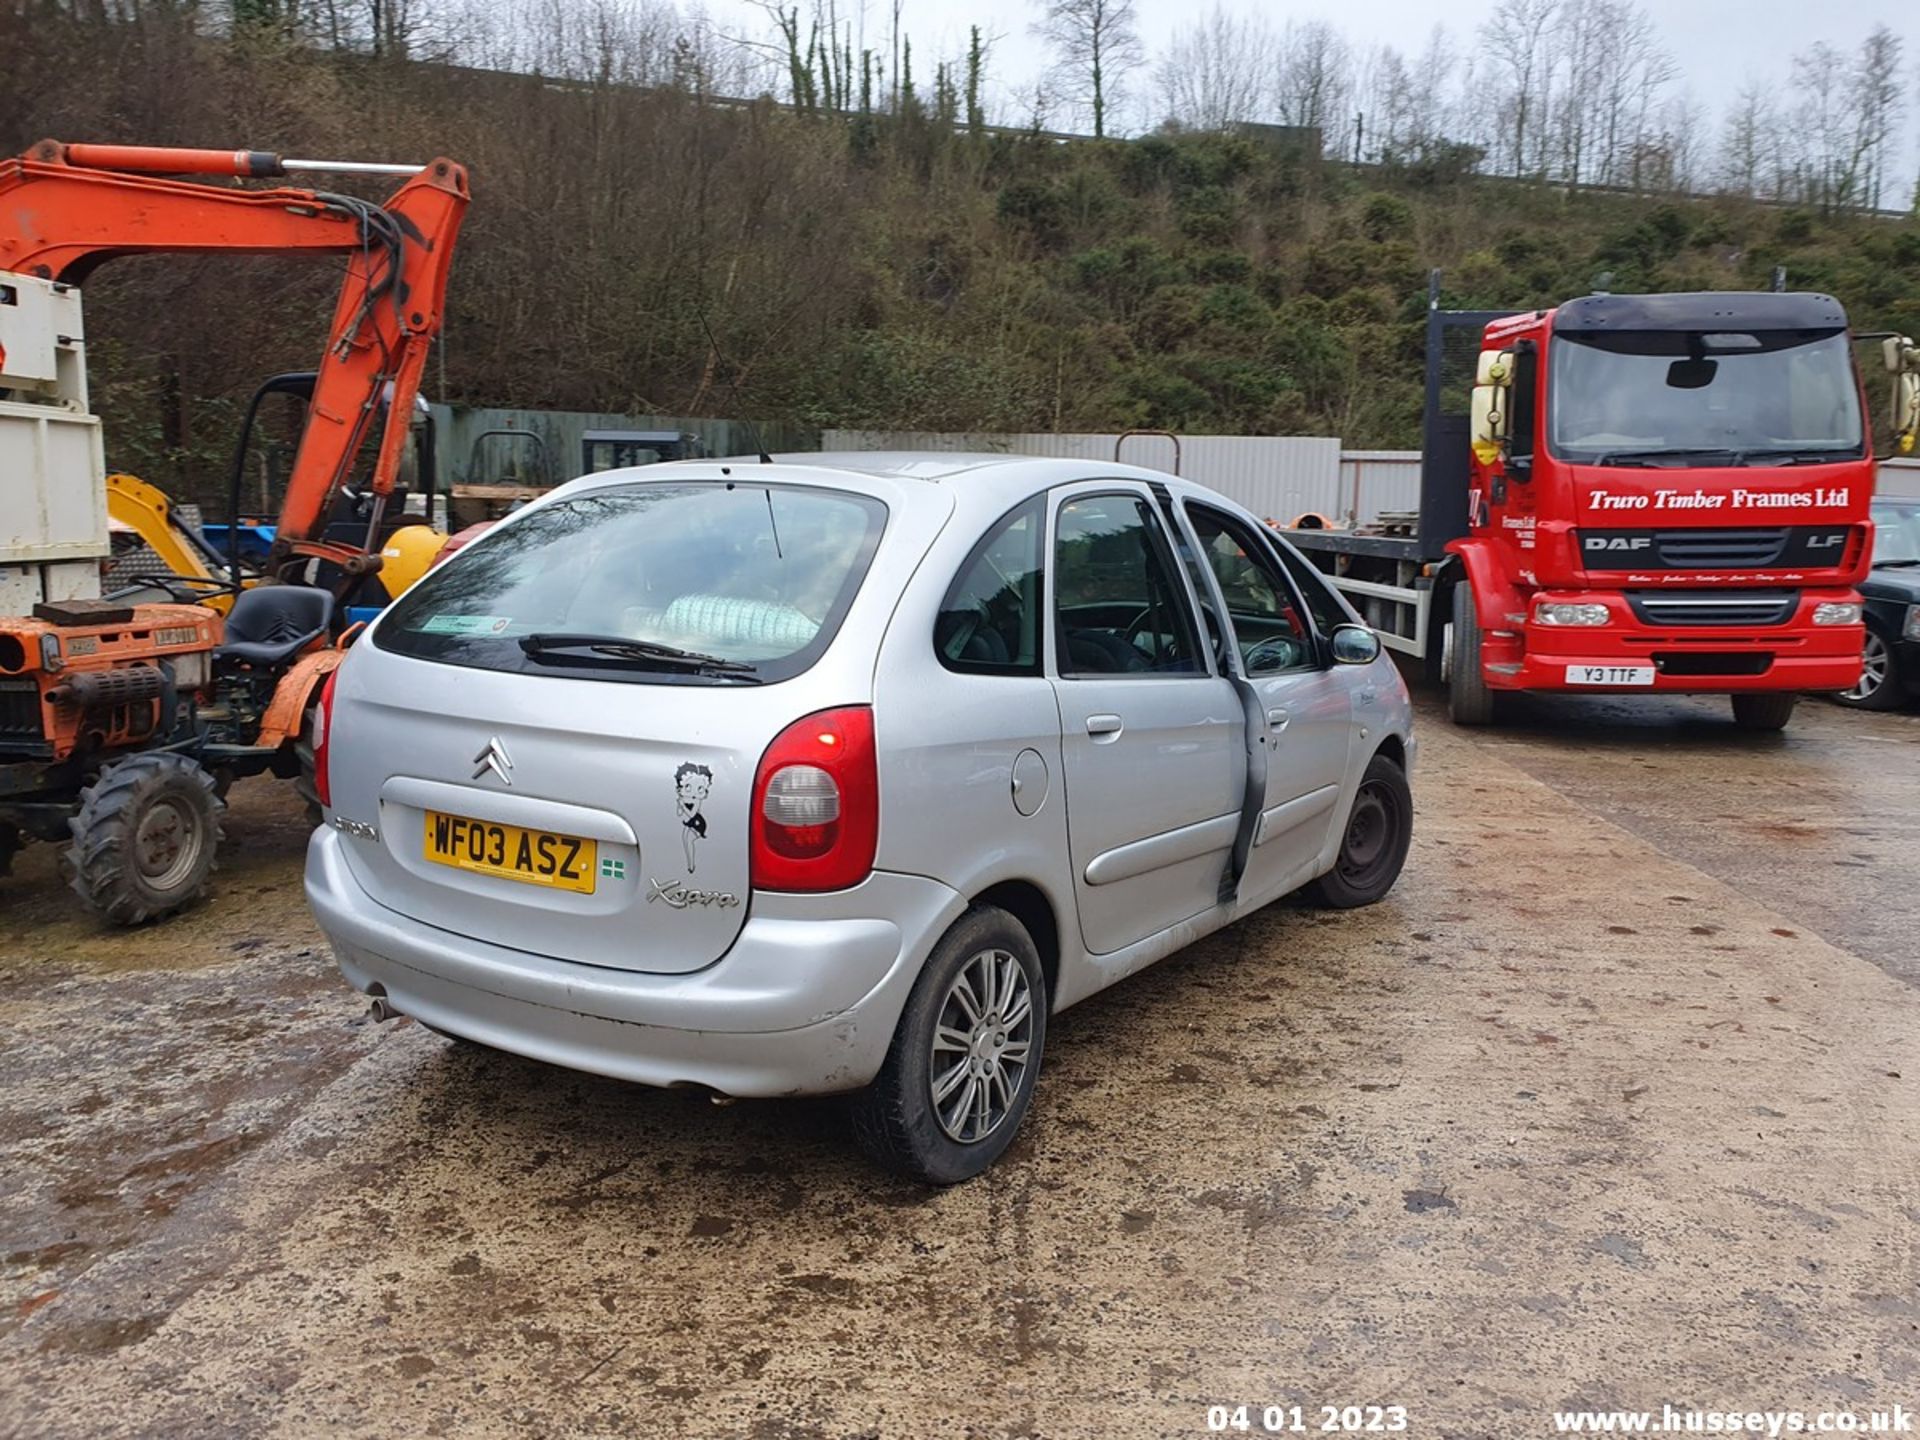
[1287,297,1516,684]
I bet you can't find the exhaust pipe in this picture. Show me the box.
[363,983,403,1024]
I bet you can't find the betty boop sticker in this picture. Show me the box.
[675,762,714,873]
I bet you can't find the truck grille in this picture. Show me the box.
[0,679,41,738]
[1653,529,1790,567]
[1627,590,1798,627]
[1580,526,1858,571]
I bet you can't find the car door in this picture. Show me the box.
[1048,485,1245,956]
[1180,501,1355,908]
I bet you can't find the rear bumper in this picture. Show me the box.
[305,826,965,1097]
[1490,589,1865,693]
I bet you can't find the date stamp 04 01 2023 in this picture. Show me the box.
[1205,1405,1411,1435]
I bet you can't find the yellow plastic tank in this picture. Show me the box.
[378,524,450,599]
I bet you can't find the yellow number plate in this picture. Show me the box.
[424,810,598,893]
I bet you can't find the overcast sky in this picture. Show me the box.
[697,0,1906,140]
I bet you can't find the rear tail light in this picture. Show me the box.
[312,667,340,809]
[751,706,877,892]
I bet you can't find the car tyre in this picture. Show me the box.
[64,753,225,925]
[1833,625,1903,711]
[1305,753,1414,909]
[1730,692,1797,731]
[1447,581,1497,726]
[851,905,1047,1185]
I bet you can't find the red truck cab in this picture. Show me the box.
[1447,290,1875,728]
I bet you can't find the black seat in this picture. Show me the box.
[1066,630,1149,674]
[215,586,335,667]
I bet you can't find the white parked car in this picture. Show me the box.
[305,454,1415,1181]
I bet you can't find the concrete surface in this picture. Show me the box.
[1,694,1916,1439]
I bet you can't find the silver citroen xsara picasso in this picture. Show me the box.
[305,454,1415,1182]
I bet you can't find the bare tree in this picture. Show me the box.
[1790,40,1849,206]
[1031,0,1144,139]
[1550,1,1603,184]
[1478,0,1557,176]
[1404,26,1458,156]
[1272,19,1351,136]
[1849,24,1904,209]
[1637,92,1704,194]
[1716,79,1782,198]
[1549,0,1673,187]
[1354,43,1411,160]
[1157,4,1273,131]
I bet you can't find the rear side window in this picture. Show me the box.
[375,482,886,684]
[936,498,1044,675]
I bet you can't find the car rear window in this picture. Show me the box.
[374,482,887,684]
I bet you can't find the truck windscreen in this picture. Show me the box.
[1548,328,1863,465]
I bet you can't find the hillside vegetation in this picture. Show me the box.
[6,12,1920,501]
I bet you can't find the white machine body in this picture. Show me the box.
[1,273,106,612]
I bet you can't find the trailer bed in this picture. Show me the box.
[1280,526,1439,666]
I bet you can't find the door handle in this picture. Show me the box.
[1266,708,1290,731]
[1085,713,1124,741]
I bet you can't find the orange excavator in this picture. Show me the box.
[0,140,469,923]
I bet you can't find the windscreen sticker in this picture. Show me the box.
[419,614,513,635]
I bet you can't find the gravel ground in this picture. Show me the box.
[1,690,1916,1439]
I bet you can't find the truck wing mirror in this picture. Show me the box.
[1470,349,1514,467]
[1884,335,1920,454]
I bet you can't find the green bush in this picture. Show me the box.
[1360,193,1416,243]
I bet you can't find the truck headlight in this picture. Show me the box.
[1812,601,1863,626]
[1905,605,1920,642]
[1535,602,1610,626]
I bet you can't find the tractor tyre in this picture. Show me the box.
[293,699,324,826]
[65,753,226,925]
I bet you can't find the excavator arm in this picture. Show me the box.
[0,140,469,576]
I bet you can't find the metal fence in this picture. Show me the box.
[427,411,1920,515]
[430,406,815,492]
[819,430,1368,524]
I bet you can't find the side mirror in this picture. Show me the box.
[1329,623,1381,666]
[1885,335,1920,455]
[1470,349,1514,467]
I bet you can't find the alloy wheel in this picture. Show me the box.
[1843,633,1890,703]
[928,947,1035,1144]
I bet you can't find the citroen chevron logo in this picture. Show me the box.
[472,736,514,785]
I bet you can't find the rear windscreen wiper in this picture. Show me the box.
[518,632,760,678]
[1595,448,1742,467]
[1873,558,1920,569]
